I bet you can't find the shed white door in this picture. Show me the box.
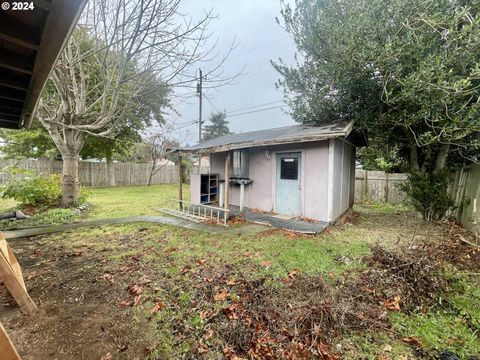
[275,152,302,216]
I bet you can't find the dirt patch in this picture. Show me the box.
[0,232,159,360]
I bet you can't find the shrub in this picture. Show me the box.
[402,170,455,221]
[0,168,62,207]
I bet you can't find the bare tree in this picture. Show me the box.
[133,122,188,186]
[36,0,237,205]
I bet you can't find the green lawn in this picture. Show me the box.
[87,183,191,219]
[0,184,478,359]
[0,183,190,225]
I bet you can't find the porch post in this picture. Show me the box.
[224,151,231,211]
[239,183,245,212]
[178,154,183,209]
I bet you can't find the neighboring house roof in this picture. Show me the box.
[186,119,354,153]
[0,0,87,129]
[192,156,210,167]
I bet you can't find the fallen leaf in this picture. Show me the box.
[383,344,392,353]
[288,269,299,279]
[28,250,41,259]
[213,288,230,302]
[127,284,143,296]
[133,295,142,306]
[260,260,272,268]
[224,345,247,360]
[101,273,115,284]
[223,303,239,320]
[403,336,423,348]
[197,259,207,265]
[205,277,214,283]
[119,344,128,352]
[118,301,131,308]
[383,295,401,311]
[226,278,236,286]
[150,300,166,314]
[137,275,151,285]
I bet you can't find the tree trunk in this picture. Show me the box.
[62,156,80,206]
[147,164,155,186]
[106,154,116,187]
[433,144,450,176]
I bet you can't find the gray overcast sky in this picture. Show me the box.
[172,0,297,145]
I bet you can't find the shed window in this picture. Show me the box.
[232,149,249,178]
[280,158,298,180]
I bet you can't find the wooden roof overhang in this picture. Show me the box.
[0,0,87,129]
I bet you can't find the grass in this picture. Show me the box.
[1,184,478,358]
[87,184,191,219]
[391,311,480,358]
[0,183,190,225]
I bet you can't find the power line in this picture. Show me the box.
[235,36,291,57]
[226,105,286,118]
[226,100,284,115]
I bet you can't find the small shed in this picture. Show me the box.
[184,119,355,224]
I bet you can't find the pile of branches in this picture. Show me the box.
[360,245,450,312]
[216,275,387,359]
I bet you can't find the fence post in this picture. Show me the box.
[363,170,368,200]
[384,172,389,203]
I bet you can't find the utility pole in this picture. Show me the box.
[197,68,203,143]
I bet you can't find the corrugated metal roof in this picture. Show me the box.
[187,119,353,152]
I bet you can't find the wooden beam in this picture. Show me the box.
[0,32,39,51]
[0,13,41,47]
[0,62,33,76]
[0,321,21,360]
[224,151,231,211]
[0,87,26,103]
[178,155,183,210]
[0,235,36,315]
[0,82,29,92]
[20,0,89,128]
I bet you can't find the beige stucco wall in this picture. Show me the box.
[210,141,332,222]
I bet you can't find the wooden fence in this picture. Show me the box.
[355,168,480,234]
[355,170,408,204]
[0,158,208,188]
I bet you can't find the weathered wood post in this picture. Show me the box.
[178,154,183,210]
[224,151,231,212]
[0,321,21,360]
[384,172,389,203]
[363,170,368,201]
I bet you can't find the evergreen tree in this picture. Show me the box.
[203,111,232,141]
